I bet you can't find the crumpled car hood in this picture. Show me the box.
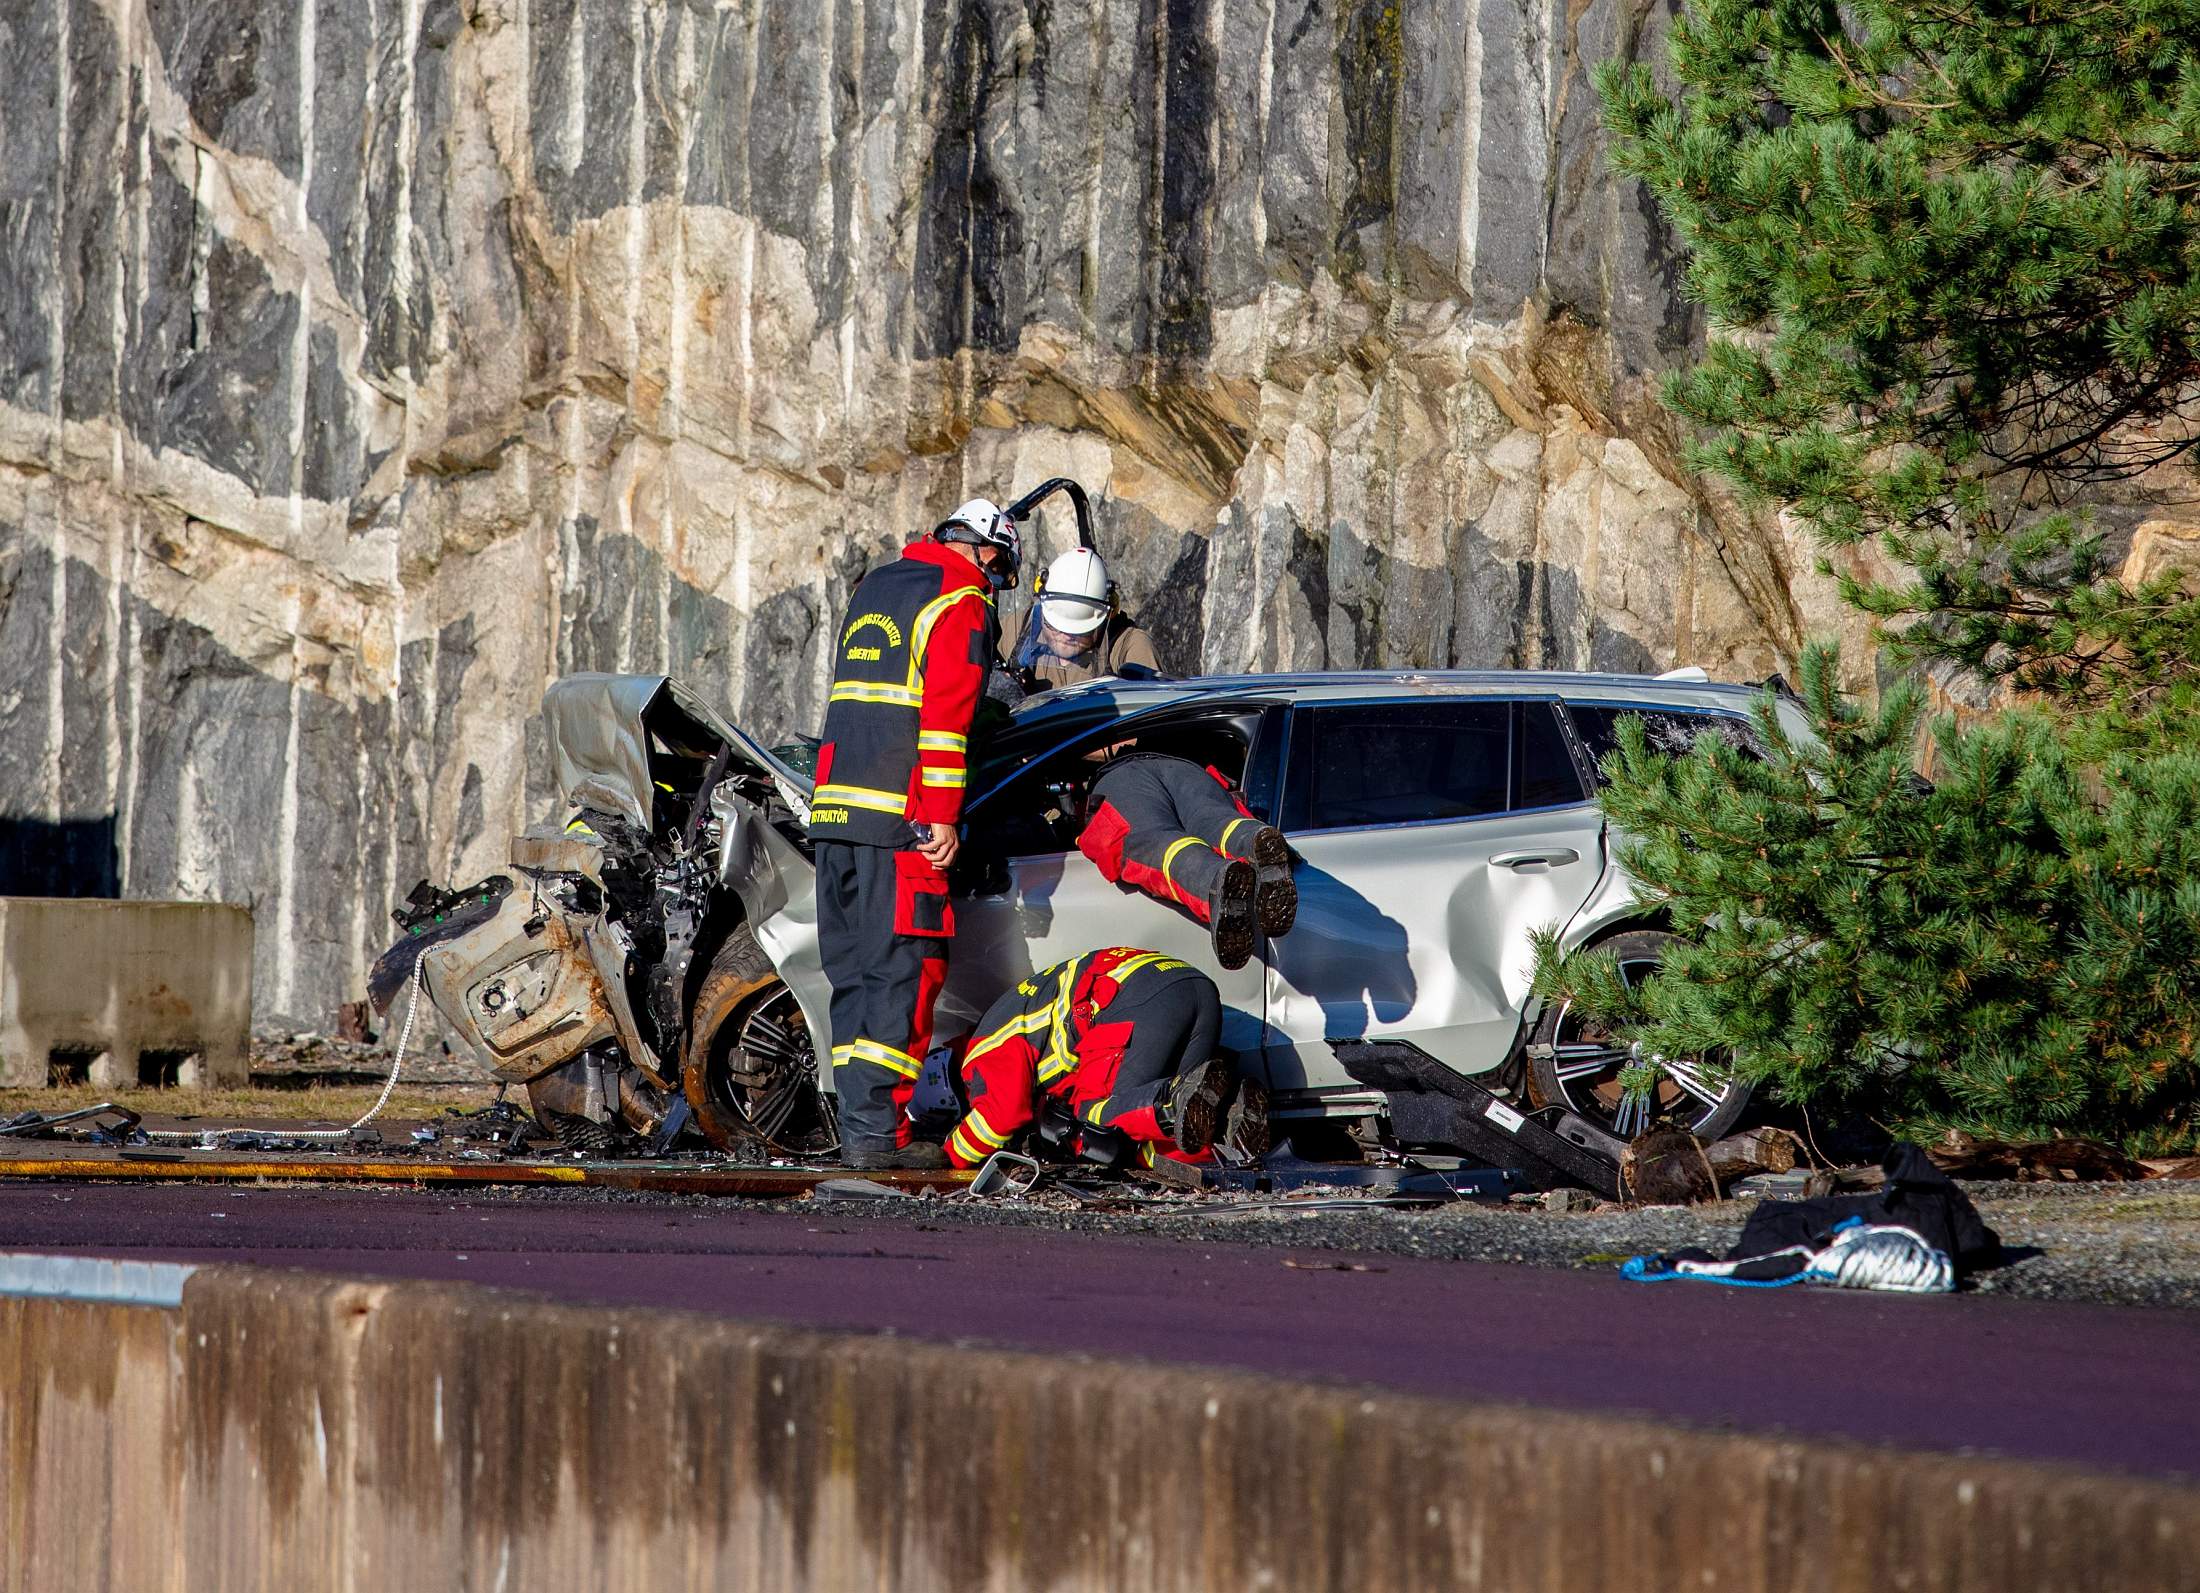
[542,673,809,830]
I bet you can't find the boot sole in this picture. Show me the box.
[1211,860,1257,971]
[1250,827,1297,937]
[1224,1078,1272,1161]
[1172,1059,1232,1155]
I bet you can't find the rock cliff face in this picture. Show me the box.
[0,0,1859,1024]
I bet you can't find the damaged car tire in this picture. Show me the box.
[684,925,838,1157]
[1524,928,1750,1143]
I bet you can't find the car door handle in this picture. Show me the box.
[1491,848,1580,870]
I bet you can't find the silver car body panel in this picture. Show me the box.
[1262,802,1608,1089]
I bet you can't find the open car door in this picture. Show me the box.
[937,700,1287,1058]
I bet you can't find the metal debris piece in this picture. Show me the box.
[965,1150,1043,1199]
[0,1103,142,1140]
[811,1177,916,1201]
[1204,1139,1522,1202]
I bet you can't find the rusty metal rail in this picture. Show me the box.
[0,1145,970,1196]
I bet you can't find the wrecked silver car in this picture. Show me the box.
[370,665,1810,1169]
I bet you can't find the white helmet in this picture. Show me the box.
[1037,546,1114,635]
[932,498,1022,589]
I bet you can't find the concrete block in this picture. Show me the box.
[0,897,252,1087]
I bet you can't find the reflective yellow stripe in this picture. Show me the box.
[1159,835,1205,902]
[564,817,596,836]
[947,1123,989,1165]
[966,1112,1011,1150]
[838,1038,921,1078]
[920,767,966,789]
[1104,952,1182,987]
[1039,956,1084,1080]
[1083,1096,1110,1125]
[908,587,991,688]
[966,1009,1051,1066]
[1218,816,1252,854]
[815,782,908,814]
[917,730,968,752]
[829,680,922,707]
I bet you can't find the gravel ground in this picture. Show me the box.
[713,1175,2200,1311]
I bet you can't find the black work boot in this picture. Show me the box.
[1208,859,1258,971]
[1164,1059,1233,1156]
[1222,1078,1272,1162]
[845,1141,948,1171]
[1247,826,1297,937]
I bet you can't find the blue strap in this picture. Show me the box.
[1618,1254,1816,1288]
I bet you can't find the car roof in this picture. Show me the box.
[1005,667,1773,728]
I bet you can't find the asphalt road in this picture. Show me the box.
[6,1183,2196,1481]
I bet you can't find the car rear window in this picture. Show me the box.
[1283,702,1511,831]
[1565,703,1760,784]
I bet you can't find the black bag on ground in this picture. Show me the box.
[1626,1144,2001,1291]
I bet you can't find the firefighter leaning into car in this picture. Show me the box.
[941,948,1269,1172]
[809,499,1016,1170]
[1005,546,1164,693]
[1075,754,1297,971]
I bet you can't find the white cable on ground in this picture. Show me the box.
[140,959,424,1147]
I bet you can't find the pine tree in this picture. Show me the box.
[1532,646,2200,1149]
[1598,1,2200,716]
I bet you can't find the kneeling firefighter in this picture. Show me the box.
[1076,754,1297,971]
[941,948,1269,1173]
[809,499,1017,1170]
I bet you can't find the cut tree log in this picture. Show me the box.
[1622,1128,1717,1206]
[1704,1126,1804,1182]
[1926,1131,2148,1182]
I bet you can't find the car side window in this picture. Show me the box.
[1281,702,1511,832]
[1514,701,1588,809]
[975,706,1273,859]
[1564,703,1760,785]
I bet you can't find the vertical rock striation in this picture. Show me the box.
[0,0,1861,1022]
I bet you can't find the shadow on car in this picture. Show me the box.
[1268,859,1416,1038]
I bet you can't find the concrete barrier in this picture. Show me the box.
[0,897,252,1087]
[3,1261,2196,1592]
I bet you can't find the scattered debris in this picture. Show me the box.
[812,1177,916,1201]
[1621,1144,2001,1294]
[1542,1189,1598,1214]
[1927,1131,2149,1183]
[250,1029,489,1087]
[0,1103,143,1142]
[1282,1258,1388,1273]
[965,1151,1043,1199]
[1729,1170,1838,1200]
[1622,1128,1719,1206]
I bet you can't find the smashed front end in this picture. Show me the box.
[367,675,824,1155]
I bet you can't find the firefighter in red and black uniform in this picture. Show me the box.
[941,948,1269,1173]
[1075,754,1297,971]
[810,499,1017,1170]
